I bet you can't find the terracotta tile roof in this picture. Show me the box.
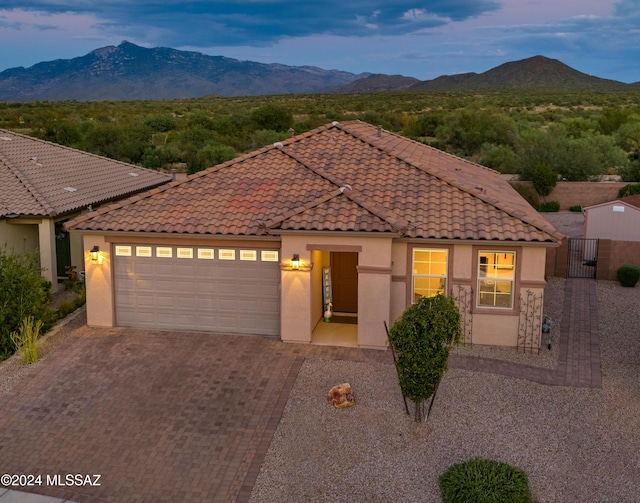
[0,129,171,218]
[67,121,563,243]
[620,194,640,209]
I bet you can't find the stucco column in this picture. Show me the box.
[280,268,313,344]
[84,235,115,327]
[38,219,58,292]
[357,269,391,349]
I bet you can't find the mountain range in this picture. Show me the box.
[0,41,637,101]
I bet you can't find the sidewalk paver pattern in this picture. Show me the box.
[450,278,601,388]
[0,278,600,502]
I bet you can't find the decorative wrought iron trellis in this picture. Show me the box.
[517,289,543,353]
[454,284,474,346]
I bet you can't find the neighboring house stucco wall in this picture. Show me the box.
[0,220,39,253]
[1,217,77,292]
[584,202,640,241]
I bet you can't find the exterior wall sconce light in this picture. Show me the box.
[90,245,101,264]
[281,254,312,271]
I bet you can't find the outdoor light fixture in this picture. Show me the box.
[291,254,300,270]
[90,245,100,264]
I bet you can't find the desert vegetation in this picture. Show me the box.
[1,89,640,180]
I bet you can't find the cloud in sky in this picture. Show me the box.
[0,0,638,83]
[1,1,501,45]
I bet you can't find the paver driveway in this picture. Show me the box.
[0,322,390,503]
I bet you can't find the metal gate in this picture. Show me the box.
[567,238,598,279]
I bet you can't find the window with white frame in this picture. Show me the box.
[477,251,515,308]
[412,248,448,302]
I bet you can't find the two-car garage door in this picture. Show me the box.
[113,244,280,336]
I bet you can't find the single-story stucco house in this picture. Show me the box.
[584,194,640,242]
[0,129,171,291]
[67,121,563,350]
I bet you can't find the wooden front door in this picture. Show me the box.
[330,252,358,313]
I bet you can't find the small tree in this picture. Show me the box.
[532,163,557,202]
[250,104,293,132]
[388,295,461,422]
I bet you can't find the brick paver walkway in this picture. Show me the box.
[0,278,600,502]
[0,326,391,503]
[449,278,602,388]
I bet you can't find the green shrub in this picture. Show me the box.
[511,183,540,209]
[10,316,43,364]
[388,294,461,421]
[56,290,86,320]
[538,201,560,212]
[0,247,55,359]
[618,183,640,198]
[439,457,532,503]
[617,264,640,287]
[569,205,583,212]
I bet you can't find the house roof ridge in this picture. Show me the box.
[273,139,347,189]
[340,187,409,233]
[335,121,563,242]
[259,188,344,231]
[0,150,55,216]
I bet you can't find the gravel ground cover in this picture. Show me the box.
[541,212,584,238]
[250,280,640,503]
[451,276,563,368]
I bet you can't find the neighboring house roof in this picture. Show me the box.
[67,121,563,243]
[620,194,640,209]
[0,129,171,219]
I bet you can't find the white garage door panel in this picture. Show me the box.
[114,245,280,336]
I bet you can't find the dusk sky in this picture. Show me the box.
[1,1,638,83]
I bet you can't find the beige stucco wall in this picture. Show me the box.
[389,241,548,349]
[520,246,547,281]
[390,242,407,324]
[451,244,473,279]
[76,228,549,350]
[471,315,520,346]
[1,220,39,253]
[37,219,58,292]
[83,235,115,327]
[1,217,83,292]
[280,234,393,349]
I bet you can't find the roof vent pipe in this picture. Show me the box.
[288,127,295,138]
[377,125,382,137]
[171,167,176,181]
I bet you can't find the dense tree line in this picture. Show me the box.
[1,90,639,181]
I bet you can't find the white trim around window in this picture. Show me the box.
[477,251,515,309]
[412,248,448,302]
